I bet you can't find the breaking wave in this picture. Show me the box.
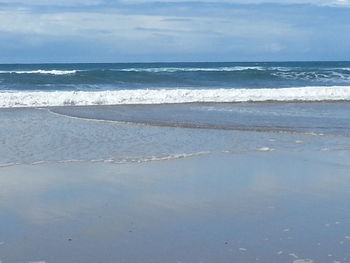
[119,66,265,72]
[0,70,78,75]
[1,86,350,108]
[0,66,266,75]
[273,71,350,82]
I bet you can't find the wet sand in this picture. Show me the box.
[1,104,350,263]
[1,151,350,263]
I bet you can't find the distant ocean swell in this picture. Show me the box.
[1,86,350,108]
[1,66,350,74]
[0,67,263,74]
[1,66,350,92]
[0,70,78,75]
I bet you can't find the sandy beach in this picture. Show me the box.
[1,0,350,259]
[1,151,350,263]
[1,104,350,263]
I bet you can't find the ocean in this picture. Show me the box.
[1,61,350,107]
[0,61,350,166]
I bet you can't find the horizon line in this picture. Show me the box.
[1,60,350,65]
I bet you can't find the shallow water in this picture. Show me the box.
[0,152,350,263]
[1,102,350,262]
[51,102,350,137]
[1,103,350,166]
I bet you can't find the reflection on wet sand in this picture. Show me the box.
[1,151,350,263]
[51,102,350,137]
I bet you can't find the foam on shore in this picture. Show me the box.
[0,70,77,75]
[1,86,350,108]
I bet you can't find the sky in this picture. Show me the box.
[0,0,349,63]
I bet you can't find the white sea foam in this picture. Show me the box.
[0,152,210,168]
[115,152,210,163]
[1,86,350,108]
[273,71,350,82]
[258,147,274,152]
[119,66,264,72]
[293,260,314,263]
[268,66,295,71]
[0,70,77,75]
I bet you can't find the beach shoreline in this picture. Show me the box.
[1,150,350,263]
[1,101,350,262]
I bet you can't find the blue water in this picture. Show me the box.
[2,62,350,263]
[1,61,350,91]
[1,61,349,163]
[1,63,350,263]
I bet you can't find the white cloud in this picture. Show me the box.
[0,8,300,56]
[118,0,349,6]
[334,0,350,5]
[0,0,348,61]
[0,0,103,6]
[0,0,349,7]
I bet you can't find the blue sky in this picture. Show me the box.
[0,0,349,63]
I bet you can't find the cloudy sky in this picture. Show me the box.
[0,0,349,63]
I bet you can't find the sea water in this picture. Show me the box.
[1,63,350,263]
[1,62,350,107]
[0,62,350,165]
[0,102,349,166]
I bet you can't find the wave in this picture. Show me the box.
[0,152,210,168]
[0,70,78,75]
[0,66,268,75]
[1,86,350,108]
[111,152,210,164]
[119,66,264,72]
[0,67,349,82]
[273,71,350,82]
